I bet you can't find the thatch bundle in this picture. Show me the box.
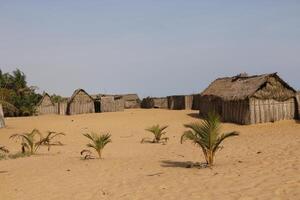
[141,97,168,109]
[67,89,95,115]
[0,104,5,128]
[167,95,193,110]
[200,73,297,124]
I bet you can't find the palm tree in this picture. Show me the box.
[0,145,9,154]
[10,129,42,154]
[142,124,169,143]
[181,112,239,167]
[83,133,112,159]
[39,131,65,151]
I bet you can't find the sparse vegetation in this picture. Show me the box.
[0,145,9,160]
[39,131,65,151]
[181,112,239,167]
[142,124,169,144]
[82,132,112,159]
[9,129,42,154]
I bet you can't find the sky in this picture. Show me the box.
[0,0,299,97]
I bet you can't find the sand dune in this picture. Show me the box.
[0,109,299,200]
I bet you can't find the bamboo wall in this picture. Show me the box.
[100,97,115,112]
[296,93,300,119]
[0,104,5,128]
[58,102,68,115]
[168,95,193,110]
[249,98,296,124]
[114,98,125,112]
[221,100,250,124]
[192,94,201,110]
[37,96,58,115]
[68,91,95,115]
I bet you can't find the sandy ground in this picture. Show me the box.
[0,109,299,200]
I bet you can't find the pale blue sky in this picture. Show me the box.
[0,0,299,97]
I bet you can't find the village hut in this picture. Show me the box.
[192,94,201,110]
[141,97,168,109]
[67,89,95,115]
[36,93,58,115]
[121,94,141,109]
[199,73,297,124]
[114,96,125,112]
[0,104,5,128]
[296,92,300,119]
[167,95,193,110]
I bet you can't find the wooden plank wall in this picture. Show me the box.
[68,102,95,115]
[0,104,5,128]
[192,94,201,110]
[58,102,68,115]
[37,104,58,115]
[249,98,296,124]
[296,94,300,119]
[221,100,250,125]
[184,95,193,110]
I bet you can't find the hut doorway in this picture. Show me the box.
[94,101,101,113]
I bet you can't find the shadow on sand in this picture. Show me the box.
[186,113,201,119]
[160,160,208,169]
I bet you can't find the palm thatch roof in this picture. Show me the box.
[201,73,296,101]
[69,89,94,103]
[37,92,54,106]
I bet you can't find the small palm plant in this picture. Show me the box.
[82,133,112,159]
[181,112,239,167]
[142,124,169,144]
[39,131,65,151]
[0,145,9,154]
[10,129,42,154]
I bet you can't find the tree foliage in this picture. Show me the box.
[0,69,41,116]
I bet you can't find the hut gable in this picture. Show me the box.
[36,93,58,115]
[37,93,54,107]
[67,89,95,115]
[202,73,296,101]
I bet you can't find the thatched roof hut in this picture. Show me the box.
[36,93,58,115]
[141,97,168,109]
[0,104,5,128]
[200,73,297,124]
[121,94,141,109]
[67,89,95,115]
[167,95,193,110]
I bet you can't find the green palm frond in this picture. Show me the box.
[144,124,169,143]
[10,129,42,154]
[39,131,65,151]
[181,112,239,166]
[83,132,112,159]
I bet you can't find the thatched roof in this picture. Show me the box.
[201,73,296,101]
[120,94,140,101]
[69,89,94,103]
[37,92,54,106]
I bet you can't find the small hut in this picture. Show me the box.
[141,97,168,109]
[0,104,5,128]
[36,93,58,115]
[192,94,201,110]
[67,89,95,115]
[114,96,125,112]
[121,94,141,109]
[167,95,193,110]
[199,73,297,124]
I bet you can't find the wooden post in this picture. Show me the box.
[0,104,5,128]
